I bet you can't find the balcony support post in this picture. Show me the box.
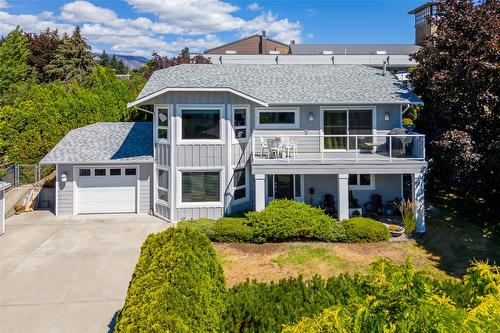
[412,172,425,233]
[337,174,349,221]
[255,174,266,211]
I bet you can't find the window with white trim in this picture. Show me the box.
[233,106,249,141]
[157,168,169,203]
[156,106,168,142]
[181,171,220,203]
[233,167,247,201]
[182,109,221,140]
[256,108,300,129]
[348,174,375,190]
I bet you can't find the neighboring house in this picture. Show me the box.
[1,181,11,235]
[204,31,289,55]
[41,64,427,233]
[408,2,439,46]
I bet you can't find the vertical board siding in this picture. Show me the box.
[155,204,169,219]
[232,142,251,167]
[139,163,153,214]
[176,207,224,221]
[176,145,225,167]
[58,164,74,216]
[156,143,170,167]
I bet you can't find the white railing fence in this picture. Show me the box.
[251,134,425,162]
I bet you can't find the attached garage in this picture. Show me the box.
[40,122,154,217]
[76,166,138,214]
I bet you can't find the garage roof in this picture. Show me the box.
[40,122,153,164]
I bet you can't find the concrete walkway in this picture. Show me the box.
[0,211,170,333]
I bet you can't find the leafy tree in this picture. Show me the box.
[410,0,500,197]
[0,27,32,93]
[45,26,95,83]
[99,50,110,67]
[143,48,211,79]
[26,28,62,82]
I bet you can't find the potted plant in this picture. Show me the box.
[402,118,416,132]
[387,224,405,237]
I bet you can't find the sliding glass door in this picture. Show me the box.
[323,109,373,150]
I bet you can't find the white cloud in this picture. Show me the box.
[0,0,302,57]
[0,11,73,36]
[126,0,245,34]
[306,9,317,17]
[241,11,302,43]
[247,2,261,11]
[0,0,7,9]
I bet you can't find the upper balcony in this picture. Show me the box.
[251,133,425,165]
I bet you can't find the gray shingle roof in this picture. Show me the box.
[0,181,11,190]
[134,64,421,105]
[40,122,153,164]
[290,44,421,55]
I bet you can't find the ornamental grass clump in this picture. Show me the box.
[396,199,417,234]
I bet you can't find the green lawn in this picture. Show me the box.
[215,193,500,286]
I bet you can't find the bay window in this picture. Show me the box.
[156,105,169,142]
[181,108,221,141]
[157,168,169,203]
[233,106,249,141]
[233,167,247,201]
[181,171,221,203]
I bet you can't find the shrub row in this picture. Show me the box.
[114,226,226,332]
[115,226,499,332]
[180,200,390,243]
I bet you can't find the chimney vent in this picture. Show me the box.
[262,30,266,37]
[383,60,387,76]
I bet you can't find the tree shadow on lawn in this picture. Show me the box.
[416,191,500,277]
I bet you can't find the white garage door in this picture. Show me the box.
[77,167,137,214]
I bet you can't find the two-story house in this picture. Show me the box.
[41,64,427,233]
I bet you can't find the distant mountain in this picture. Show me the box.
[93,53,149,70]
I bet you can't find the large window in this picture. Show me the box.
[233,168,247,201]
[181,109,221,140]
[233,106,249,141]
[348,174,375,190]
[256,108,300,129]
[156,106,169,142]
[157,168,169,203]
[322,108,373,150]
[181,171,220,203]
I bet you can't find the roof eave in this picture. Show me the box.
[127,87,269,108]
[40,158,154,165]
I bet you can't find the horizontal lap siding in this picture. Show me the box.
[139,163,153,214]
[177,207,224,221]
[58,164,74,216]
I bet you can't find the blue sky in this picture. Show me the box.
[0,0,423,57]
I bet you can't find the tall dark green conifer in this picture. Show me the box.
[45,26,95,83]
[100,50,110,67]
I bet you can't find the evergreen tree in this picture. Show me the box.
[26,28,62,83]
[0,26,32,93]
[180,47,190,59]
[110,54,118,70]
[100,50,110,67]
[115,59,127,74]
[45,26,95,83]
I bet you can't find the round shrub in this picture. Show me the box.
[177,218,216,239]
[246,199,346,242]
[114,226,226,332]
[344,217,390,243]
[212,217,254,243]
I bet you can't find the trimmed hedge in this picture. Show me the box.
[344,217,390,243]
[246,199,346,242]
[222,274,366,332]
[114,226,226,332]
[179,217,254,243]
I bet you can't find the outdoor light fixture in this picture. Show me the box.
[61,173,67,183]
[384,112,390,121]
[158,113,168,122]
[308,112,314,122]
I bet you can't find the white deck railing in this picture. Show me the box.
[251,133,425,163]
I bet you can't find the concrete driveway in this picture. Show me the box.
[0,211,170,333]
